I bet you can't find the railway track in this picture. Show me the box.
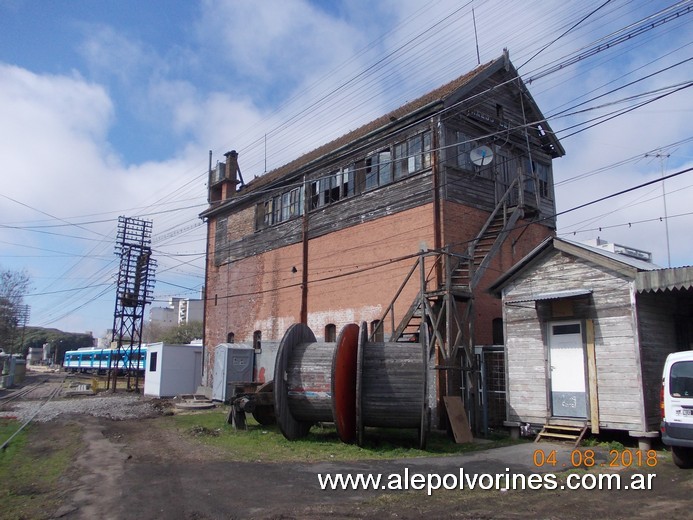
[0,375,64,451]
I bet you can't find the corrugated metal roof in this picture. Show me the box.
[559,238,659,271]
[636,267,693,293]
[505,288,592,304]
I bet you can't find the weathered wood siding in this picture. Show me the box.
[440,68,557,226]
[503,251,645,431]
[636,291,680,430]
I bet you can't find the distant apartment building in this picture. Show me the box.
[149,298,204,328]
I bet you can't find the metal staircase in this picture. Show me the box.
[369,177,528,432]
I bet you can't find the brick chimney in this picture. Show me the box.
[222,150,240,199]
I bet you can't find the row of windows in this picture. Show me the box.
[257,130,432,229]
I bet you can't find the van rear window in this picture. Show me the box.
[670,361,693,398]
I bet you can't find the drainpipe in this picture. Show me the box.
[300,175,309,325]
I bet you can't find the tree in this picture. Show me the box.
[159,321,203,344]
[0,267,31,350]
[20,327,93,362]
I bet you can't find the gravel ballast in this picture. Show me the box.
[0,394,158,423]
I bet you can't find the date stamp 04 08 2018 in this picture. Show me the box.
[532,449,659,469]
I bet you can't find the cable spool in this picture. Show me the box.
[274,322,428,447]
[274,323,358,441]
[355,322,428,449]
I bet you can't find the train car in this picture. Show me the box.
[63,346,148,374]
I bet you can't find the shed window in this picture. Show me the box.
[552,323,581,335]
[149,352,158,372]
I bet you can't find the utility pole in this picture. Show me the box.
[646,152,672,267]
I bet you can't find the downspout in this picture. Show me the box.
[300,174,309,325]
[432,117,443,281]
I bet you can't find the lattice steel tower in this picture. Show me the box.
[109,216,156,391]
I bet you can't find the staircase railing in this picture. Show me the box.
[369,251,446,343]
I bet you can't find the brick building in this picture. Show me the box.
[200,50,564,426]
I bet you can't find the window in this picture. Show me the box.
[149,352,158,372]
[272,195,281,224]
[311,166,354,209]
[281,191,291,222]
[253,330,262,351]
[325,324,336,342]
[394,142,406,179]
[455,131,474,171]
[552,323,581,335]
[343,167,354,198]
[492,318,504,345]
[371,320,384,342]
[289,187,302,217]
[263,199,273,226]
[670,361,693,398]
[534,161,551,198]
[365,150,391,190]
[310,179,323,209]
[393,131,432,180]
[227,332,235,343]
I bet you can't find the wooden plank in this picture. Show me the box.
[585,319,600,434]
[443,396,474,444]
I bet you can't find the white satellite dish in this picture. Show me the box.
[470,145,494,166]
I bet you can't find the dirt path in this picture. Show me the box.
[43,416,693,520]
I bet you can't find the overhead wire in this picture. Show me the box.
[12,0,691,328]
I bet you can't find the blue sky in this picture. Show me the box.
[1,0,691,337]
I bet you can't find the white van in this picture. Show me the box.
[661,350,693,468]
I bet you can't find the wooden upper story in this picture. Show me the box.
[201,50,565,267]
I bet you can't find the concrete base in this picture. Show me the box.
[196,385,213,399]
[628,430,660,451]
[504,421,521,440]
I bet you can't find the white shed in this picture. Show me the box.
[144,342,203,398]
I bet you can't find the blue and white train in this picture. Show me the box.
[63,346,148,373]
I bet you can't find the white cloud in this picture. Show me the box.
[0,64,115,214]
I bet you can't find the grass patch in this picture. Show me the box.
[0,419,81,520]
[164,407,515,462]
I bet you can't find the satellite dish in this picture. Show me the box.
[470,145,494,166]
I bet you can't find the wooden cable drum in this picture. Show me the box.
[274,323,358,441]
[355,321,429,449]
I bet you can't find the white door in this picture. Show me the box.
[548,321,587,418]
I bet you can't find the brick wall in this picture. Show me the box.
[203,198,554,384]
[442,200,555,344]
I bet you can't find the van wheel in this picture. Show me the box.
[672,446,693,469]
